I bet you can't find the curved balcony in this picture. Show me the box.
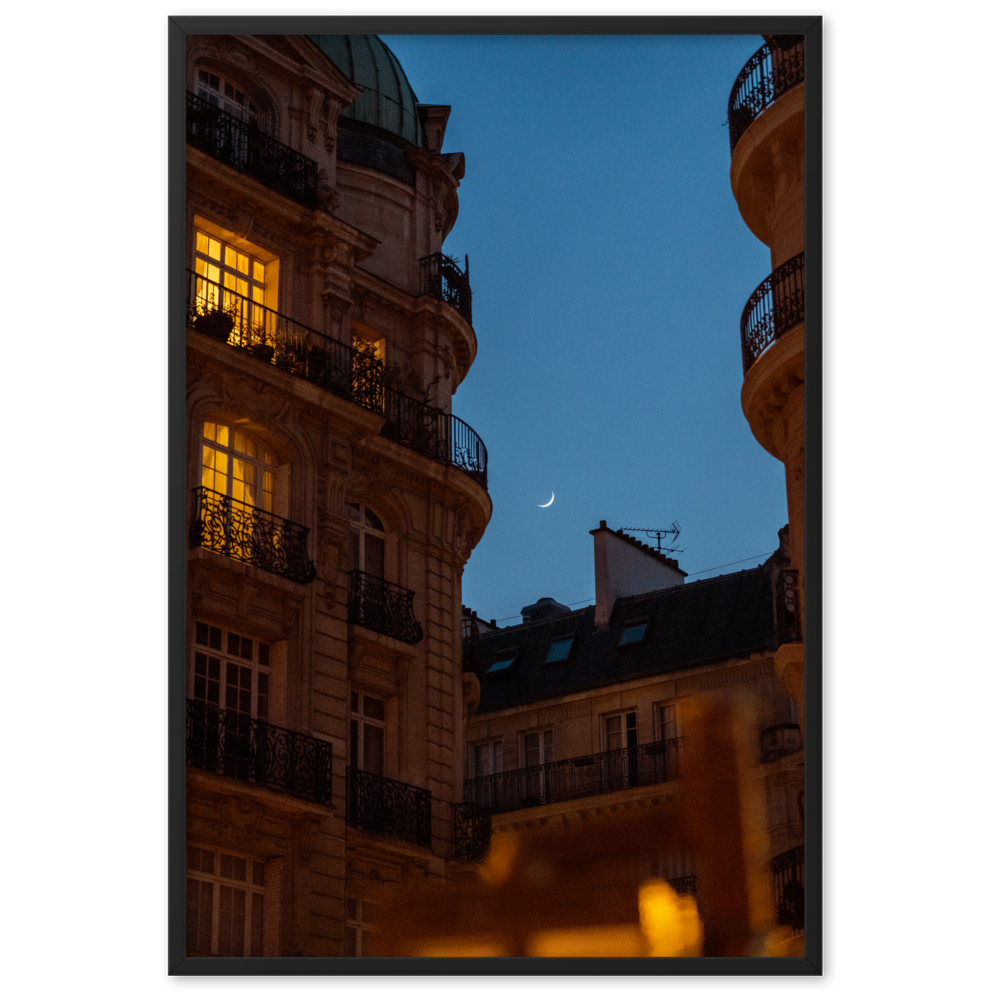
[727,36,805,155]
[187,91,318,208]
[346,767,431,847]
[186,700,333,805]
[187,269,384,413]
[190,486,316,585]
[347,569,424,645]
[381,387,488,490]
[464,739,680,814]
[420,252,472,325]
[741,252,805,375]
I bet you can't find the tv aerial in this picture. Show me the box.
[619,521,683,554]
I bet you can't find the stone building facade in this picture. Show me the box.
[183,33,491,958]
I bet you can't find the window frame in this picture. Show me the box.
[186,844,266,957]
[618,618,650,648]
[655,702,680,742]
[343,894,381,957]
[603,709,638,751]
[471,738,504,778]
[486,647,519,675]
[201,420,279,515]
[543,633,576,664]
[521,728,553,768]
[191,619,272,722]
[350,690,386,776]
[348,502,387,579]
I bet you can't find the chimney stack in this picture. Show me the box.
[590,520,687,627]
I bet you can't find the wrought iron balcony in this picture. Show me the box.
[668,876,697,898]
[187,269,384,413]
[381,387,488,490]
[775,567,803,644]
[453,801,492,861]
[346,767,431,847]
[190,486,316,585]
[760,723,803,763]
[347,569,423,645]
[771,844,805,931]
[464,739,681,815]
[727,36,805,154]
[419,252,472,324]
[741,252,805,375]
[187,91,318,208]
[186,700,333,805]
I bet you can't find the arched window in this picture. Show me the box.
[196,67,275,135]
[348,503,385,578]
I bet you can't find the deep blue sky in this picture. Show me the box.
[382,34,785,625]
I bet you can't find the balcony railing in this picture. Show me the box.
[772,844,805,931]
[419,252,472,324]
[187,269,384,413]
[346,767,431,847]
[347,569,423,645]
[187,91,318,208]
[760,723,803,763]
[453,801,492,861]
[741,252,805,375]
[190,486,316,585]
[186,700,333,805]
[727,36,805,154]
[381,387,488,490]
[775,567,803,644]
[464,739,681,814]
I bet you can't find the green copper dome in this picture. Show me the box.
[310,34,423,146]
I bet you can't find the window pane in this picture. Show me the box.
[241,636,253,661]
[258,642,270,667]
[254,261,265,282]
[209,626,222,650]
[228,632,240,656]
[606,716,622,751]
[364,724,384,776]
[196,621,209,645]
[545,637,573,663]
[363,696,385,721]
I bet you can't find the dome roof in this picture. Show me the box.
[310,34,423,146]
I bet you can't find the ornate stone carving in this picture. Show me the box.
[291,816,320,862]
[218,795,264,848]
[237,581,259,618]
[304,85,325,143]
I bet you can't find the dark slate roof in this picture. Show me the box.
[470,563,778,714]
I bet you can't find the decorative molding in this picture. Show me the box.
[218,795,264,848]
[291,815,321,863]
[698,661,770,691]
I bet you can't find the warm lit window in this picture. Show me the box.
[605,711,637,751]
[348,503,386,578]
[202,421,276,513]
[344,895,381,956]
[187,845,265,956]
[350,691,385,776]
[194,228,267,336]
[192,620,271,721]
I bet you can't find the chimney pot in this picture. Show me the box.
[600,520,607,529]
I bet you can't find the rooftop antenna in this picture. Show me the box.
[619,521,683,554]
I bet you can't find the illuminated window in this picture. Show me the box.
[605,711,637,751]
[350,691,385,776]
[201,421,276,513]
[194,228,267,336]
[186,845,265,956]
[544,634,575,664]
[344,895,380,956]
[348,503,386,578]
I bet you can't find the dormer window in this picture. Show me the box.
[487,649,518,674]
[544,634,575,664]
[618,620,650,647]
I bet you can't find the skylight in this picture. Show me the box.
[544,636,575,664]
[488,650,518,673]
[618,622,649,647]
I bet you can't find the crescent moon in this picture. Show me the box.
[538,492,555,508]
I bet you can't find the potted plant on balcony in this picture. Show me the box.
[249,331,274,363]
[192,303,236,342]
[274,334,305,373]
